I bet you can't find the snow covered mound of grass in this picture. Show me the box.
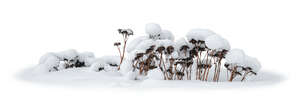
[17,23,280,88]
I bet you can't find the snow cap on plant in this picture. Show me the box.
[243,56,261,73]
[134,39,156,53]
[186,29,216,42]
[225,49,246,65]
[205,34,231,51]
[175,38,191,57]
[39,54,60,72]
[118,29,134,36]
[160,30,175,41]
[145,23,162,39]
[126,36,149,53]
[78,52,95,66]
[57,49,78,60]
[90,61,106,72]
[156,39,175,48]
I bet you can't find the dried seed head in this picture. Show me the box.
[189,49,197,57]
[166,46,174,54]
[156,46,165,53]
[189,39,197,44]
[180,45,189,51]
[117,28,134,37]
[126,29,134,36]
[114,42,121,46]
[198,40,205,44]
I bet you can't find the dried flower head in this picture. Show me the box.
[180,45,190,51]
[156,46,165,53]
[114,42,121,46]
[166,46,174,54]
[189,39,197,44]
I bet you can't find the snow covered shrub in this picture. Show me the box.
[185,29,217,80]
[120,23,261,82]
[38,50,95,72]
[90,56,120,72]
[115,29,134,70]
[38,53,60,72]
[224,49,261,81]
[205,34,231,82]
[34,23,261,82]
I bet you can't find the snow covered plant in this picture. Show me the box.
[33,23,261,82]
[38,49,95,72]
[114,29,133,70]
[225,49,261,81]
[90,56,120,72]
[123,23,261,82]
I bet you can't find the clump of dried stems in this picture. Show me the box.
[113,29,257,82]
[114,29,133,70]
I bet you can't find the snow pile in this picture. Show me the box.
[37,49,95,72]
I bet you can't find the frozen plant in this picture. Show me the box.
[38,53,60,72]
[186,29,215,80]
[225,49,246,81]
[205,34,231,82]
[115,28,134,70]
[90,56,120,72]
[38,50,95,72]
[240,56,261,81]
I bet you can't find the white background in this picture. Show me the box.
[0,0,299,109]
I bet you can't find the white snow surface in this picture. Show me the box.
[18,67,281,88]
